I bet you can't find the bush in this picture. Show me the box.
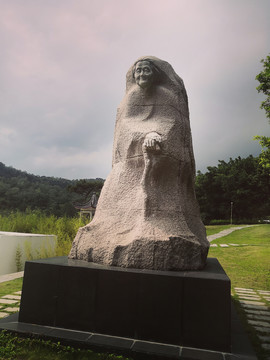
[0,210,89,257]
[208,218,260,225]
[209,219,231,225]
[15,245,23,272]
[232,218,260,225]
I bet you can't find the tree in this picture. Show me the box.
[254,135,270,169]
[67,179,104,198]
[254,54,270,168]
[256,54,270,121]
[195,156,270,223]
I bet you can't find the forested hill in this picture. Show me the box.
[0,162,103,217]
[1,155,269,222]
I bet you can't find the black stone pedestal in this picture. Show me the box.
[18,257,231,353]
[0,256,258,359]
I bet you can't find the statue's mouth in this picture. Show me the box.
[138,78,151,88]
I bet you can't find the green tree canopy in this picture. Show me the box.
[256,54,270,120]
[254,135,270,169]
[67,179,104,204]
[255,54,270,168]
[195,156,270,223]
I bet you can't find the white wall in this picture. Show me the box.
[0,231,57,276]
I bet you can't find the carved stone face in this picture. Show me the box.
[134,61,153,89]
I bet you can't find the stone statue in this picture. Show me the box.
[90,192,98,208]
[69,56,209,270]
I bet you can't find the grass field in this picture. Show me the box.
[208,224,270,290]
[0,331,131,360]
[0,278,23,298]
[207,224,270,359]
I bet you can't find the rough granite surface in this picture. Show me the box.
[69,56,209,270]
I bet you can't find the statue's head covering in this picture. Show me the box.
[125,56,188,105]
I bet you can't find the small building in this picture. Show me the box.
[73,192,98,220]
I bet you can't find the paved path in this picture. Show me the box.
[0,290,21,319]
[207,225,256,242]
[0,271,24,284]
[232,287,270,355]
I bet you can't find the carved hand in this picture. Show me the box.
[142,132,162,153]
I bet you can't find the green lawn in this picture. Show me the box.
[208,224,269,245]
[0,331,132,360]
[206,224,241,236]
[207,224,270,359]
[207,224,270,290]
[0,278,23,298]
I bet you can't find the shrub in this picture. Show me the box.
[15,245,23,272]
[209,219,231,225]
[0,210,89,258]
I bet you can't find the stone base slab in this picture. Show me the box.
[0,303,258,359]
[18,257,231,352]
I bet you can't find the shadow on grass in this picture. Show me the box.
[232,296,269,360]
[0,330,133,360]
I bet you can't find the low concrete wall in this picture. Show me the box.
[0,231,57,276]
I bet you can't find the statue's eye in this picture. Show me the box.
[144,68,150,73]
[136,68,141,73]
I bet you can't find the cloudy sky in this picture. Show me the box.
[1,0,269,180]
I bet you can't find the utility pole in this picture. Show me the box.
[230,202,233,225]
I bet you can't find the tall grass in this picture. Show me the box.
[0,210,89,256]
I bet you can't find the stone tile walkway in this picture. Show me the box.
[233,287,270,356]
[207,225,256,243]
[207,225,261,248]
[0,291,21,319]
[210,243,251,247]
[0,271,23,319]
